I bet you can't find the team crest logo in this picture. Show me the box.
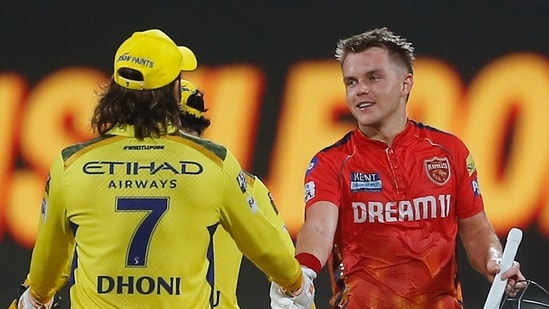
[424,157,451,185]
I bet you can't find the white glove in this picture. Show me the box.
[270,288,298,309]
[270,266,316,309]
[17,288,53,309]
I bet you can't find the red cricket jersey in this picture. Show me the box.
[304,120,483,309]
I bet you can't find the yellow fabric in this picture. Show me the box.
[180,79,205,117]
[113,29,197,90]
[27,127,302,308]
[180,79,197,107]
[213,173,296,308]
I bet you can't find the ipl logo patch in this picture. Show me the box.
[424,157,451,185]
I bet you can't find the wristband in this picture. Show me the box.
[295,252,321,275]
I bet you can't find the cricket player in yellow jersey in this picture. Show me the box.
[11,29,315,309]
[178,81,316,309]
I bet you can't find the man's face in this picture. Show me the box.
[341,47,412,131]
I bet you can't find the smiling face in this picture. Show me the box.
[342,46,413,137]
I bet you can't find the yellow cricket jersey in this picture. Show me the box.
[28,126,302,308]
[212,172,295,308]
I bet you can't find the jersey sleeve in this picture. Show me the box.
[453,139,484,219]
[29,153,75,302]
[219,151,302,291]
[250,175,295,255]
[303,152,341,210]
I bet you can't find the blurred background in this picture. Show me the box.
[1,1,548,308]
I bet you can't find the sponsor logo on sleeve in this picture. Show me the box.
[236,171,247,193]
[247,195,258,213]
[466,153,477,176]
[424,157,451,185]
[472,178,481,196]
[40,199,48,222]
[350,172,382,193]
[304,181,316,203]
[306,157,318,176]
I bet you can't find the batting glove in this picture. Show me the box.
[270,266,316,309]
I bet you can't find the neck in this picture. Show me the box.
[358,117,408,146]
[182,129,200,137]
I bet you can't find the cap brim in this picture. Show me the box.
[179,46,198,71]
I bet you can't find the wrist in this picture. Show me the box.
[295,252,321,275]
[18,288,53,309]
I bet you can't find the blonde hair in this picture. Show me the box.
[335,27,415,73]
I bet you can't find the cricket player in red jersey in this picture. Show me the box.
[276,27,527,308]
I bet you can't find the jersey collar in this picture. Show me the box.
[353,120,416,148]
[106,124,179,137]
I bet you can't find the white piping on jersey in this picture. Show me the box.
[384,147,401,195]
[338,145,358,187]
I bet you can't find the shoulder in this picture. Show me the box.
[306,131,355,173]
[411,120,468,148]
[311,131,355,164]
[176,132,230,161]
[411,120,455,138]
[318,131,354,154]
[61,135,117,162]
[410,121,472,163]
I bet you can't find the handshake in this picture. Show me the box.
[7,283,60,309]
[270,266,317,309]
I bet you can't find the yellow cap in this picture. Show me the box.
[180,79,205,117]
[114,29,198,90]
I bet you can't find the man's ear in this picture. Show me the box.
[174,78,181,102]
[402,73,413,96]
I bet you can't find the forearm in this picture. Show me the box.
[295,201,338,272]
[295,224,331,269]
[29,250,69,301]
[28,223,74,301]
[464,231,501,276]
[459,211,502,278]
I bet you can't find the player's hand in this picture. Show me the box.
[13,284,58,309]
[270,266,316,309]
[269,289,296,309]
[487,258,527,297]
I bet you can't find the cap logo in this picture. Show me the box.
[117,52,154,68]
[424,157,451,185]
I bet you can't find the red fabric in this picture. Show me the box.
[303,120,482,308]
[295,252,321,275]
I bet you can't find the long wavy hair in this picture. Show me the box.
[180,113,211,136]
[92,76,181,140]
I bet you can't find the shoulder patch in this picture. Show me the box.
[466,153,477,176]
